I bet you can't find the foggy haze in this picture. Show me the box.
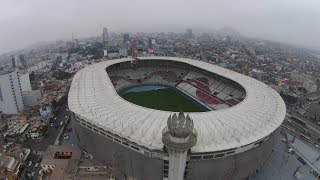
[1,0,320,54]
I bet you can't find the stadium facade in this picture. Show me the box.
[68,57,286,180]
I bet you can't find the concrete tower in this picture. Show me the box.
[162,112,197,180]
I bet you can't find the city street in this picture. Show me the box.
[23,152,42,180]
[287,108,320,133]
[22,103,69,151]
[59,114,79,148]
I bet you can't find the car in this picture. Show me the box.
[315,144,319,149]
[311,169,319,177]
[65,115,68,119]
[28,161,32,166]
[288,148,295,154]
[50,123,53,127]
[297,156,307,165]
[63,135,69,140]
[60,121,64,126]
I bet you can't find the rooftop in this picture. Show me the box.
[68,57,286,153]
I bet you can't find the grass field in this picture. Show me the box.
[122,88,205,112]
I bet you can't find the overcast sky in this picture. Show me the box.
[0,0,320,54]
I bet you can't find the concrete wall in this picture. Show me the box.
[74,120,164,180]
[186,130,277,180]
[74,114,277,180]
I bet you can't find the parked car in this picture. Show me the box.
[64,135,69,140]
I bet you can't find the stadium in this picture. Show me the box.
[68,57,286,180]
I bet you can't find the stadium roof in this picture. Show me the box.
[68,57,286,153]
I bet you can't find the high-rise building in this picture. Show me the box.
[148,37,153,49]
[123,33,130,43]
[226,36,232,44]
[73,38,79,48]
[102,27,109,43]
[0,70,24,114]
[11,56,16,69]
[185,29,194,39]
[19,55,27,67]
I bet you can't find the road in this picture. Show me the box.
[59,114,79,148]
[287,108,320,133]
[23,152,42,180]
[22,104,69,151]
[283,118,320,149]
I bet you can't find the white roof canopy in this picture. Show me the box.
[68,57,286,153]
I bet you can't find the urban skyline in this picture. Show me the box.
[0,1,320,179]
[1,0,320,54]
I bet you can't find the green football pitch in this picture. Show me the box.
[121,88,205,112]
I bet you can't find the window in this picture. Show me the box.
[131,146,140,151]
[107,135,113,139]
[203,155,214,159]
[0,86,3,101]
[215,153,225,158]
[190,156,202,160]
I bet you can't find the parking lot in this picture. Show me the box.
[254,130,317,180]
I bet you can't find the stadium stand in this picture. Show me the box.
[108,62,245,110]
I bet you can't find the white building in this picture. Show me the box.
[103,50,108,57]
[119,48,128,57]
[19,73,32,92]
[39,106,52,116]
[30,131,42,139]
[0,70,24,114]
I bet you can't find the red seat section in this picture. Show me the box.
[196,89,221,105]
